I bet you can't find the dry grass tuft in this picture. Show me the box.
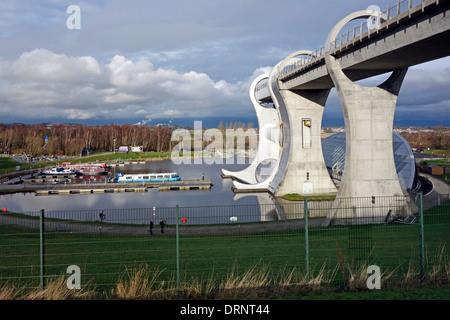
[113,265,165,299]
[1,257,449,300]
[0,285,20,300]
[24,277,95,300]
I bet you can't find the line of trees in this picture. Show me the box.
[2,122,445,158]
[400,126,449,150]
[217,121,254,132]
[0,123,173,156]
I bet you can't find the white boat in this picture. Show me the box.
[114,172,181,183]
[40,167,77,175]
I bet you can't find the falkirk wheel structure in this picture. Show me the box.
[222,50,337,197]
[222,1,450,224]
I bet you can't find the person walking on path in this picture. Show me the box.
[149,221,154,235]
[99,210,105,230]
[159,219,166,233]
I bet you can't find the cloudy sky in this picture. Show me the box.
[0,0,449,127]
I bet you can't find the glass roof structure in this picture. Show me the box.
[321,131,416,190]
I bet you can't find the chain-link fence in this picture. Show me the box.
[0,194,448,293]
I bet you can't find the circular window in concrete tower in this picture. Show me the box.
[255,158,278,183]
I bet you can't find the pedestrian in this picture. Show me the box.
[99,210,105,230]
[149,221,154,235]
[159,219,166,233]
[99,210,105,222]
[202,172,205,180]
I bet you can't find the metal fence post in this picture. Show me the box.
[39,209,45,290]
[418,193,426,281]
[304,199,310,283]
[176,205,180,289]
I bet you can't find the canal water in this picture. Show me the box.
[0,157,283,224]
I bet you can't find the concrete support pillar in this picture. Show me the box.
[273,88,337,197]
[327,55,408,199]
[326,67,409,224]
[268,50,337,197]
[322,10,410,225]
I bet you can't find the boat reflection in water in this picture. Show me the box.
[62,162,108,176]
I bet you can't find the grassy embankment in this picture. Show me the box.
[0,200,448,300]
[282,194,337,201]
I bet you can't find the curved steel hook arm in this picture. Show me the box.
[325,9,393,87]
[250,73,270,115]
[277,49,317,75]
[325,9,387,52]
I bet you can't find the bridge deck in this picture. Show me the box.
[256,0,450,100]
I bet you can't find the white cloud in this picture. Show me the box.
[1,48,448,126]
[63,108,96,120]
[0,49,268,122]
[11,49,101,83]
[324,60,450,126]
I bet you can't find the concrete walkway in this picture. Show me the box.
[0,213,321,236]
[420,173,450,210]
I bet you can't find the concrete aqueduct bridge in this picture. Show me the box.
[224,0,450,224]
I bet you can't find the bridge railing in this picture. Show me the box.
[276,0,436,83]
[328,0,426,51]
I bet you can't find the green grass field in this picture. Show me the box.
[0,157,24,174]
[72,151,173,163]
[1,200,448,299]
